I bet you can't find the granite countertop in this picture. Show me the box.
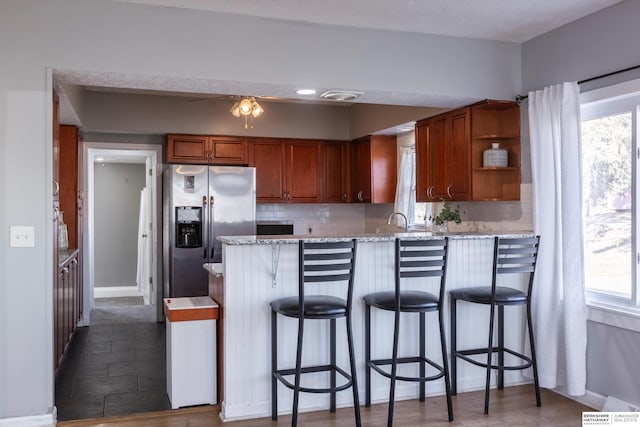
[218,231,536,245]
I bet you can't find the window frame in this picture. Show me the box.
[581,88,640,312]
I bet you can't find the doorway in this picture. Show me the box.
[54,142,166,421]
[82,142,163,325]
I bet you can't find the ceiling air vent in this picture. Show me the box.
[318,90,364,101]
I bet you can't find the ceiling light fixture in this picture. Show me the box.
[230,96,264,129]
[296,89,316,95]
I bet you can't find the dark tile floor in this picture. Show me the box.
[55,318,170,420]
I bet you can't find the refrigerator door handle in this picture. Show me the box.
[209,195,215,262]
[202,195,208,259]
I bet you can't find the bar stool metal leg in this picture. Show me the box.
[498,306,504,390]
[365,304,371,407]
[271,310,278,420]
[484,298,496,414]
[450,296,457,396]
[387,303,401,427]
[419,312,426,402]
[292,315,305,426]
[346,311,362,426]
[330,318,337,413]
[527,301,542,407]
[438,305,454,421]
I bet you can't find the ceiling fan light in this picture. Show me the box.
[230,102,241,118]
[239,98,253,115]
[251,100,264,118]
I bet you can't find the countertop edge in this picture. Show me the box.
[218,231,536,245]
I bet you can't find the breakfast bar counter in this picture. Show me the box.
[209,231,535,421]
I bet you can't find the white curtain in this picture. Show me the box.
[528,82,587,396]
[394,146,416,225]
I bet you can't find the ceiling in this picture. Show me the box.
[112,0,623,43]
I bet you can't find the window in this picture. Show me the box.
[581,91,640,309]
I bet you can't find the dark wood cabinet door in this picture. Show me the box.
[59,125,79,248]
[428,115,449,201]
[370,136,397,203]
[249,140,286,202]
[351,139,372,202]
[209,136,248,165]
[324,141,350,203]
[167,134,209,164]
[286,141,323,203]
[447,108,470,200]
[415,120,430,202]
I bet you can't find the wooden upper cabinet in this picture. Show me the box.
[415,120,430,203]
[351,135,397,203]
[416,100,520,202]
[167,134,209,164]
[249,139,286,203]
[249,138,323,203]
[209,136,248,165]
[167,134,248,165]
[324,141,351,203]
[448,108,471,200]
[286,140,323,203]
[59,125,80,249]
[415,107,470,202]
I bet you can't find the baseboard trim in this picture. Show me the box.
[0,413,55,427]
[552,386,604,410]
[94,286,140,298]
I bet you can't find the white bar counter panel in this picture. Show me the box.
[216,232,535,421]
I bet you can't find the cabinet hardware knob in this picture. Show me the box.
[447,185,453,198]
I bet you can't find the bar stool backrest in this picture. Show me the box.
[298,240,357,310]
[396,237,449,304]
[493,236,541,298]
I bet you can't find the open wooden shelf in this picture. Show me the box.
[470,101,521,201]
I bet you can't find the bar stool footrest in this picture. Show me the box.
[274,364,354,393]
[456,347,533,371]
[369,356,445,382]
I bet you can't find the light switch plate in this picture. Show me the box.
[10,226,35,247]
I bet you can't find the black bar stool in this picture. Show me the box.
[449,236,541,414]
[363,237,453,426]
[271,239,361,427]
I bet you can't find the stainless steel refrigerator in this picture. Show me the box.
[163,165,256,297]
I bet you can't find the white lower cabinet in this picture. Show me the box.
[164,297,218,409]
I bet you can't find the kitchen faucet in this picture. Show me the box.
[387,211,408,232]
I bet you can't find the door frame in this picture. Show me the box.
[81,141,164,324]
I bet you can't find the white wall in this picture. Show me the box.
[94,163,146,288]
[521,0,640,409]
[0,0,519,420]
[522,0,640,94]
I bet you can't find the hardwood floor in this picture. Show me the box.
[58,384,592,426]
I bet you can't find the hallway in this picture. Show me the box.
[55,298,168,421]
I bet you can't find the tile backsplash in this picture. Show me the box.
[256,184,534,235]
